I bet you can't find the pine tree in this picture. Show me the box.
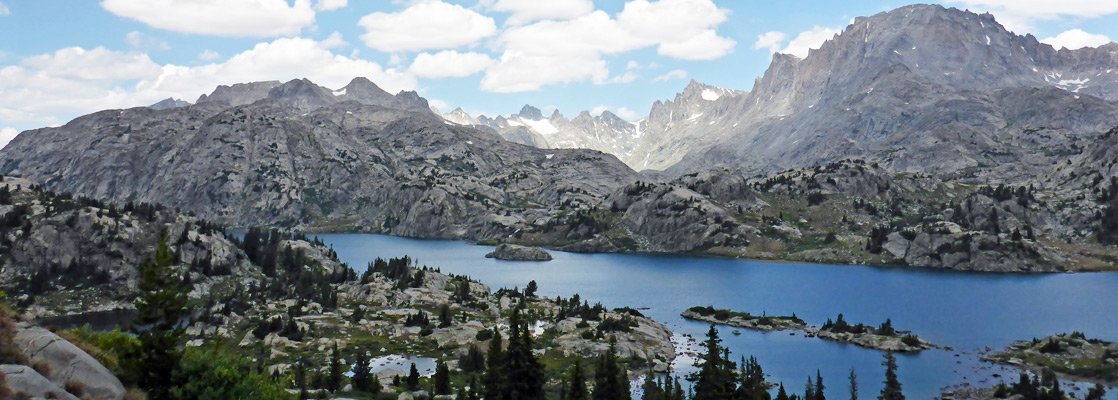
[568,358,589,400]
[815,369,826,400]
[878,353,904,400]
[848,367,858,400]
[776,384,790,400]
[693,325,735,400]
[483,330,506,399]
[435,360,452,395]
[593,339,631,400]
[133,232,187,398]
[352,349,373,393]
[642,371,662,400]
[327,343,342,392]
[407,363,421,391]
[1085,383,1106,400]
[805,376,816,400]
[505,308,546,399]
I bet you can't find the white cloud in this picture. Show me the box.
[428,99,449,112]
[409,51,494,79]
[320,31,348,49]
[101,0,316,37]
[652,69,687,83]
[781,26,839,59]
[0,37,415,130]
[1041,29,1113,50]
[590,105,639,120]
[657,29,736,60]
[490,0,595,26]
[0,2,10,16]
[125,31,170,51]
[950,1,1118,33]
[0,128,19,150]
[358,1,497,52]
[601,71,639,84]
[480,0,735,93]
[626,61,659,70]
[754,31,788,53]
[315,0,346,11]
[197,50,220,61]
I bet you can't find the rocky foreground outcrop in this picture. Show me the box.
[485,244,553,261]
[1,319,125,400]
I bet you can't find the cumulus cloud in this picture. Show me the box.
[409,51,494,79]
[1,128,19,150]
[1041,29,1113,50]
[315,0,346,11]
[101,0,316,37]
[754,31,788,53]
[781,26,839,59]
[652,69,687,83]
[0,37,415,130]
[125,31,170,51]
[950,0,1118,32]
[320,32,348,49]
[197,50,220,61]
[358,1,497,52]
[0,2,10,16]
[590,105,638,120]
[489,0,595,26]
[658,29,736,60]
[481,0,734,93]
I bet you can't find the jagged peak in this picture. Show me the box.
[518,105,544,120]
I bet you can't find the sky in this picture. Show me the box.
[1,0,1117,147]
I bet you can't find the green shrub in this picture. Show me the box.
[170,349,293,400]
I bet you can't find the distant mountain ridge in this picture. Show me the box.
[446,4,1118,180]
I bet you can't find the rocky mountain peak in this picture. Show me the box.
[149,98,191,110]
[195,81,281,106]
[267,78,338,111]
[518,105,545,120]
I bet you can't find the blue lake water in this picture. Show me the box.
[317,233,1118,399]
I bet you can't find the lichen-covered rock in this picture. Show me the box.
[15,326,125,400]
[0,364,81,400]
[485,244,553,261]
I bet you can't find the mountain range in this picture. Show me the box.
[1,4,1116,272]
[444,4,1118,183]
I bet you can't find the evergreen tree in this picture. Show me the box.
[506,308,546,400]
[407,363,421,391]
[805,376,816,400]
[439,304,453,328]
[327,343,342,392]
[483,330,506,400]
[435,360,452,395]
[848,367,858,400]
[815,369,826,400]
[132,232,187,398]
[642,371,662,400]
[878,353,904,400]
[593,339,631,400]
[525,280,539,297]
[776,384,790,400]
[568,358,589,400]
[693,325,736,400]
[352,349,373,393]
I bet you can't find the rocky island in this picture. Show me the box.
[683,307,936,352]
[984,333,1118,385]
[484,244,553,261]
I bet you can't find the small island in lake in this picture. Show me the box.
[485,244,553,261]
[682,307,936,352]
[983,332,1118,385]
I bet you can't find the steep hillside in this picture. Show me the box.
[0,78,638,240]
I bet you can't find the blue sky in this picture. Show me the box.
[1,0,1117,146]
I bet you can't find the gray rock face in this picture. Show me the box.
[0,364,81,400]
[196,81,281,106]
[485,244,552,261]
[149,98,191,110]
[0,78,638,241]
[15,326,125,400]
